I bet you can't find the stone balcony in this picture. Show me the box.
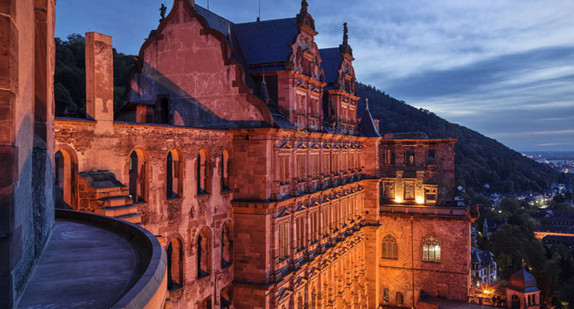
[18,209,167,308]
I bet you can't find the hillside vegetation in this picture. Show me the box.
[53,34,560,195]
[357,83,560,194]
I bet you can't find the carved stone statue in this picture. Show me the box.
[159,4,167,22]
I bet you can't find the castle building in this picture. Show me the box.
[49,0,476,308]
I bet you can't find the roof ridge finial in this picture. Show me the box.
[521,257,525,268]
[343,22,348,45]
[301,0,308,13]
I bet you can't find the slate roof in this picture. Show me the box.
[358,104,381,137]
[471,248,494,266]
[233,18,299,72]
[320,47,342,85]
[193,5,233,41]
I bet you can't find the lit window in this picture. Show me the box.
[422,237,441,263]
[405,149,415,166]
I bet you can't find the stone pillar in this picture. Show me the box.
[364,226,379,308]
[85,32,114,132]
[362,179,380,225]
[0,0,56,307]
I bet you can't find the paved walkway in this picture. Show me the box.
[19,218,138,308]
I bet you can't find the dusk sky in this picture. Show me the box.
[55,0,574,152]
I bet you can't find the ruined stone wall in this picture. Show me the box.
[0,0,56,307]
[55,119,233,308]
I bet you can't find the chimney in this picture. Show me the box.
[85,32,114,131]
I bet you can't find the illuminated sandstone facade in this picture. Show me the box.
[51,0,475,308]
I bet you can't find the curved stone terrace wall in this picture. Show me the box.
[18,209,167,308]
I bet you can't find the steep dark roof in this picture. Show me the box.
[233,18,299,72]
[358,104,381,137]
[193,5,233,41]
[320,47,342,85]
[471,248,494,265]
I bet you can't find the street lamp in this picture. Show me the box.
[481,287,492,309]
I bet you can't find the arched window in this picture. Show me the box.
[167,238,183,291]
[221,150,230,190]
[197,150,208,194]
[297,295,304,309]
[166,150,181,199]
[396,292,404,306]
[221,223,232,267]
[422,237,441,263]
[198,227,211,278]
[129,150,147,203]
[54,148,77,210]
[511,294,520,309]
[382,234,398,259]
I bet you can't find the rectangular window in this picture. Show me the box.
[278,154,290,185]
[427,149,436,165]
[310,154,319,178]
[297,216,305,250]
[322,207,329,235]
[425,187,438,204]
[278,221,290,260]
[322,153,329,175]
[310,212,316,242]
[332,153,339,174]
[297,154,306,181]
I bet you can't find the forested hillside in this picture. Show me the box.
[357,83,560,194]
[53,34,560,195]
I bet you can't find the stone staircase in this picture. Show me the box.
[79,171,142,224]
